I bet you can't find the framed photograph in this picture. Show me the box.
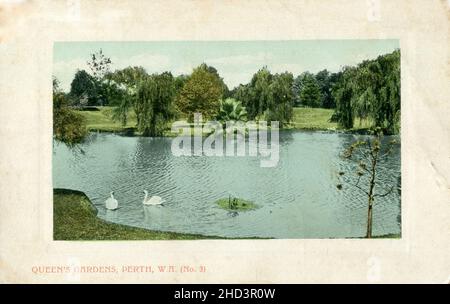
[0,0,448,284]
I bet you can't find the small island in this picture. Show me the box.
[215,196,258,212]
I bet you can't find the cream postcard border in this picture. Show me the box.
[0,0,449,283]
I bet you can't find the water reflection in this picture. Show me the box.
[53,131,401,238]
[143,205,166,227]
[105,209,118,222]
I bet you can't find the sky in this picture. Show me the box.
[53,40,399,92]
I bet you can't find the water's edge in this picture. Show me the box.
[53,131,401,239]
[53,188,400,240]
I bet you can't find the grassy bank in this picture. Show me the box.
[53,189,399,240]
[77,106,371,135]
[75,107,137,132]
[53,188,220,240]
[290,107,372,132]
[76,107,179,136]
[372,234,401,239]
[291,107,338,130]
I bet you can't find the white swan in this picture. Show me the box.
[105,191,118,210]
[142,190,164,206]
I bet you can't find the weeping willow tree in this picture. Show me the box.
[333,50,400,134]
[265,71,294,127]
[135,72,176,136]
[333,66,357,129]
[245,67,272,119]
[108,66,148,126]
[109,69,176,136]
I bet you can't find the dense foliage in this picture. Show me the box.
[230,68,294,127]
[293,70,341,109]
[53,77,87,146]
[69,49,113,106]
[176,63,225,120]
[294,72,322,108]
[333,50,400,134]
[135,72,177,136]
[60,48,400,136]
[69,70,97,106]
[217,98,248,122]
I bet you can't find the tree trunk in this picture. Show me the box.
[366,147,378,238]
[366,196,374,238]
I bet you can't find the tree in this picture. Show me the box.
[108,66,147,89]
[53,76,61,93]
[292,75,302,106]
[333,66,356,129]
[200,63,230,98]
[174,74,188,95]
[69,70,97,106]
[246,67,272,119]
[135,72,176,136]
[87,48,112,81]
[53,77,87,146]
[315,69,335,108]
[331,50,400,134]
[109,69,176,136]
[176,64,224,120]
[232,84,252,112]
[337,129,399,238]
[107,66,148,125]
[230,68,294,127]
[86,48,113,106]
[298,72,322,107]
[266,72,294,127]
[216,98,247,122]
[376,50,400,133]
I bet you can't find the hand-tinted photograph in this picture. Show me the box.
[52,40,401,240]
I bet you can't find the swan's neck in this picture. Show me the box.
[143,191,148,202]
[110,193,115,199]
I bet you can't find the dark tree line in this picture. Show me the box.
[290,50,400,134]
[109,63,227,136]
[69,49,113,106]
[230,67,294,127]
[55,48,400,145]
[293,70,341,109]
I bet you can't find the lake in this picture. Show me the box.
[53,131,401,238]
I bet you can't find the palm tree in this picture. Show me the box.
[217,98,248,122]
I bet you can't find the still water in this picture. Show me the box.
[53,131,401,238]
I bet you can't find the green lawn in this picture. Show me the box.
[76,106,372,134]
[75,107,137,132]
[291,107,338,130]
[53,189,220,240]
[290,107,373,132]
[76,107,178,136]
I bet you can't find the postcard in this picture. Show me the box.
[0,0,448,283]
